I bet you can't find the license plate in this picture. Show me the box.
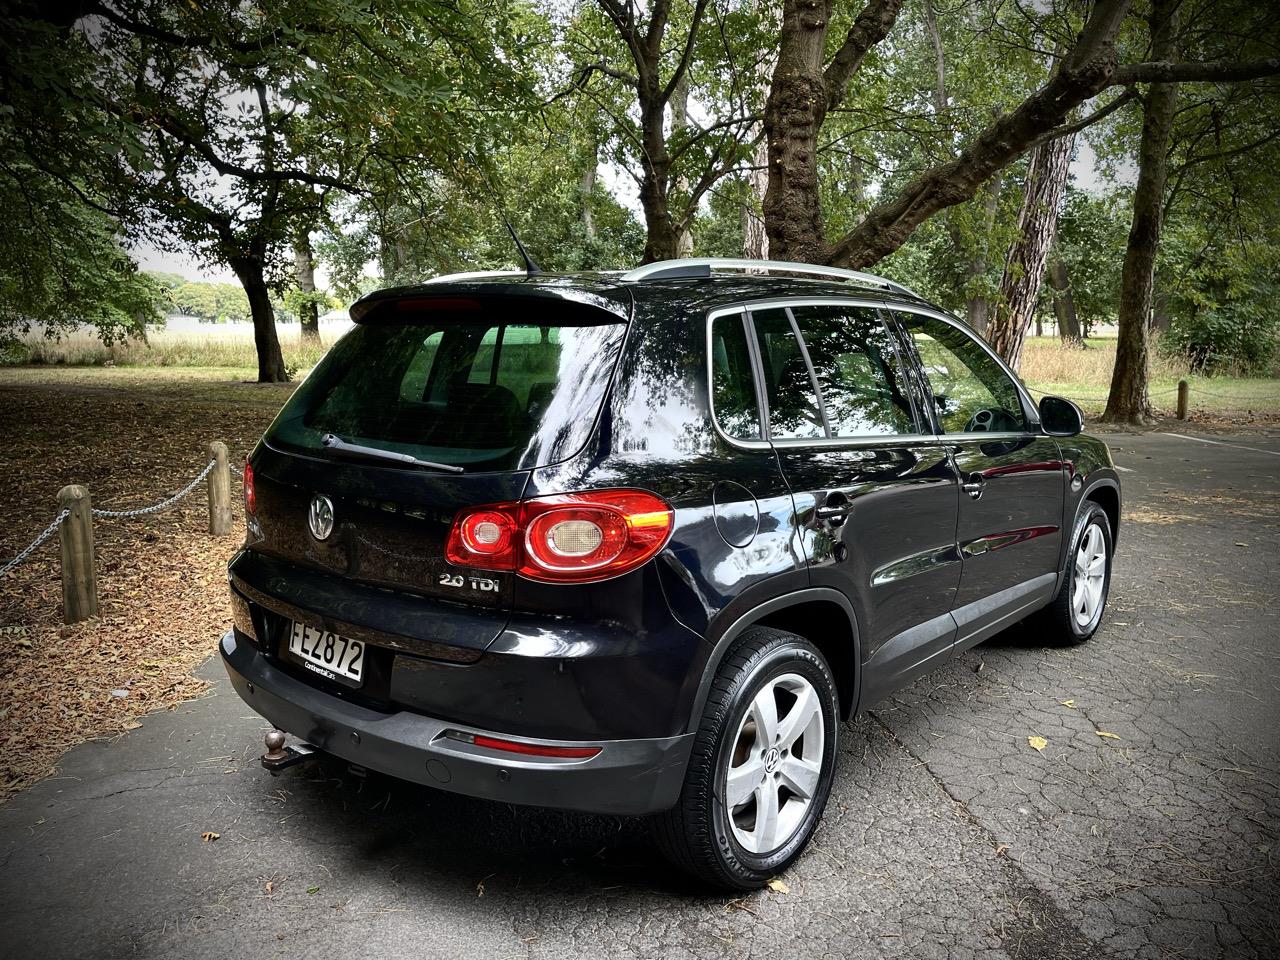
[287,622,365,686]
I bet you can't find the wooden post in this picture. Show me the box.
[57,485,97,624]
[206,441,233,536]
[1176,379,1189,420]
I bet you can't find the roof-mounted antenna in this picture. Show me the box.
[502,216,542,278]
[459,151,543,279]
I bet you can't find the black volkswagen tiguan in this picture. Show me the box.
[221,258,1120,889]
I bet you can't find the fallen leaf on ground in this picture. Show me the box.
[201,831,220,842]
[1058,699,1076,709]
[767,878,790,894]
[1028,736,1048,752]
[307,886,320,895]
[1096,731,1122,740]
[995,844,1009,857]
[265,881,275,894]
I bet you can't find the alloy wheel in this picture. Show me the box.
[1072,523,1107,629]
[723,673,825,855]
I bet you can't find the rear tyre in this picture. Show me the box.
[652,627,839,890]
[1033,502,1113,645]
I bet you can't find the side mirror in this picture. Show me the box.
[1038,395,1084,437]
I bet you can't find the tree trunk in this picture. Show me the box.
[762,0,831,263]
[1048,257,1083,345]
[922,0,947,116]
[1150,266,1172,332]
[230,255,288,383]
[743,140,770,259]
[743,52,776,260]
[580,142,597,241]
[638,87,679,262]
[986,132,1075,370]
[293,232,321,345]
[763,0,904,262]
[669,75,694,257]
[965,171,1003,335]
[1103,0,1179,424]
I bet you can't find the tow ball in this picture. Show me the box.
[261,729,318,774]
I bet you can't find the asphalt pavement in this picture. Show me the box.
[1,430,1277,960]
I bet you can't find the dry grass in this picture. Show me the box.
[1021,337,1280,417]
[1020,336,1194,386]
[5,324,334,372]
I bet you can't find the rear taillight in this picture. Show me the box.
[243,459,256,516]
[445,489,673,584]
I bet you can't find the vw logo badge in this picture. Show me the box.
[308,495,335,541]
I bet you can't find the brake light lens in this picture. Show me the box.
[445,489,673,584]
[243,459,256,516]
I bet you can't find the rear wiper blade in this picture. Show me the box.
[321,433,465,474]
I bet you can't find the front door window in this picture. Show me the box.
[898,314,1027,434]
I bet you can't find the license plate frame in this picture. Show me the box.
[286,621,365,687]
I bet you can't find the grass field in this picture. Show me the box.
[4,324,335,372]
[4,326,1278,418]
[1019,336,1280,418]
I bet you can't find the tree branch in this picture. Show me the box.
[661,0,712,104]
[1024,86,1139,150]
[144,111,363,192]
[823,0,906,112]
[87,2,309,56]
[1112,57,1280,85]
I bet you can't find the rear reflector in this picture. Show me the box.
[243,459,257,516]
[445,730,601,759]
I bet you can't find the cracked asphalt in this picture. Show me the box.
[1,430,1277,960]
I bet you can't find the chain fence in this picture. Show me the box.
[2,453,244,579]
[91,459,216,519]
[1183,385,1278,401]
[0,510,71,579]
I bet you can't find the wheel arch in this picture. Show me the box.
[686,588,862,733]
[1082,478,1121,548]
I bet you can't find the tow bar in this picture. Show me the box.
[261,729,318,773]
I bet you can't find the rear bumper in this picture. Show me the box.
[220,630,693,816]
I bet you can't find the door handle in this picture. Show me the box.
[962,475,985,500]
[815,494,851,525]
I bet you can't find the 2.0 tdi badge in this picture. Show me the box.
[308,494,335,541]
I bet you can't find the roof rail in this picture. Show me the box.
[620,258,920,299]
[422,269,525,284]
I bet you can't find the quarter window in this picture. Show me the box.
[899,313,1028,434]
[710,313,762,440]
[789,305,916,437]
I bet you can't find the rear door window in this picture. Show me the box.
[268,299,626,472]
[749,307,824,440]
[788,304,917,437]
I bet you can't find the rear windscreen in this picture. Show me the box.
[267,300,627,472]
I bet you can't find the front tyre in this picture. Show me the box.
[652,627,839,890]
[1034,502,1114,644]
